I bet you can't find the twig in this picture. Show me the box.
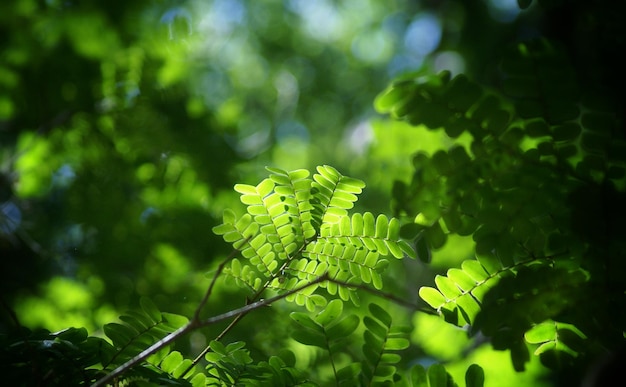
[193,237,250,322]
[185,310,244,374]
[183,238,313,376]
[91,273,328,387]
[325,277,439,316]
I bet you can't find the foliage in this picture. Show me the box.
[213,165,414,309]
[1,165,479,386]
[376,37,626,377]
[2,0,626,386]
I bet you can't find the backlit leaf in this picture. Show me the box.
[419,287,446,309]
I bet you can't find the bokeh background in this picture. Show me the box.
[3,0,619,385]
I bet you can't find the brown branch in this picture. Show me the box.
[90,273,328,387]
[182,238,313,376]
[192,237,250,322]
[325,277,439,316]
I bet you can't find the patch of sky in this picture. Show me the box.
[433,51,465,76]
[160,6,193,39]
[346,121,374,155]
[274,70,299,116]
[288,0,344,42]
[486,0,521,23]
[387,12,443,76]
[0,201,21,234]
[276,120,309,144]
[351,28,395,65]
[404,13,442,58]
[52,164,76,188]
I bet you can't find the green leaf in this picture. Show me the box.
[290,312,324,333]
[209,340,226,356]
[364,316,388,339]
[427,364,450,387]
[398,240,417,259]
[434,275,462,300]
[215,166,413,309]
[525,321,556,344]
[462,260,489,282]
[379,352,401,364]
[534,341,556,356]
[190,373,207,387]
[416,236,431,263]
[292,328,325,348]
[373,364,396,377]
[52,327,88,343]
[256,178,275,197]
[465,364,485,387]
[234,183,257,195]
[363,212,376,236]
[103,323,134,347]
[375,214,388,238]
[326,314,360,340]
[211,222,235,236]
[160,351,184,373]
[475,251,501,274]
[419,287,446,309]
[315,299,342,326]
[447,268,476,292]
[385,338,409,350]
[424,221,446,249]
[162,313,189,329]
[409,364,428,387]
[140,297,162,323]
[456,294,481,325]
[369,303,392,328]
[510,340,530,371]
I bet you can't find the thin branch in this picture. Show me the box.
[183,237,313,376]
[325,277,439,316]
[91,323,192,387]
[91,273,328,387]
[0,295,22,329]
[193,237,250,322]
[198,273,328,327]
[186,308,245,374]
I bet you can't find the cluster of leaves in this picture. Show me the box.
[2,165,483,386]
[376,37,626,373]
[212,165,415,310]
[290,300,409,385]
[0,298,191,386]
[206,165,483,386]
[5,1,626,385]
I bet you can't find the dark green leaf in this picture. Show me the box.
[427,364,450,387]
[326,314,360,340]
[369,303,392,328]
[465,364,485,387]
[140,297,162,323]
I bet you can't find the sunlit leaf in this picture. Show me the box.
[419,287,446,309]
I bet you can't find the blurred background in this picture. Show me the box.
[1,0,603,385]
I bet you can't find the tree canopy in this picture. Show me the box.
[1,0,625,386]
